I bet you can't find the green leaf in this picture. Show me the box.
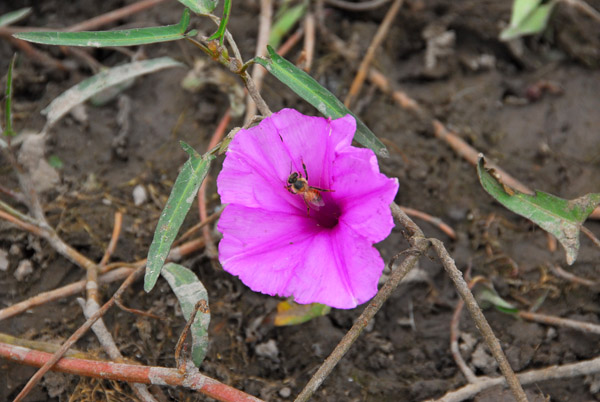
[3,54,17,137]
[207,0,231,45]
[475,285,519,314]
[144,144,214,292]
[0,7,32,28]
[268,3,307,49]
[178,0,218,14]
[161,263,210,367]
[256,46,388,157]
[47,155,64,169]
[477,155,600,265]
[42,57,184,129]
[500,0,557,41]
[13,9,191,47]
[274,300,331,326]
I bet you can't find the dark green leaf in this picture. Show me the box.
[178,0,218,14]
[477,155,600,264]
[0,7,32,27]
[256,46,388,157]
[3,54,17,137]
[144,143,214,292]
[161,263,210,367]
[13,9,191,47]
[42,57,184,128]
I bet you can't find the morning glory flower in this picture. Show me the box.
[217,109,398,309]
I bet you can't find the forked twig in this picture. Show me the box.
[429,238,527,401]
[13,266,144,402]
[294,204,428,401]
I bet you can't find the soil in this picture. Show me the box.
[1,0,600,401]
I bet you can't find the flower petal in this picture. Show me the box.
[332,147,399,243]
[288,222,385,308]
[218,204,319,295]
[218,204,384,309]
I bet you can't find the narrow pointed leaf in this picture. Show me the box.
[0,7,32,27]
[255,45,388,157]
[500,0,557,40]
[268,3,307,49]
[477,155,600,265]
[274,301,331,326]
[42,57,184,129]
[13,9,191,47]
[207,0,231,44]
[144,144,214,292]
[475,286,519,314]
[161,263,210,366]
[178,0,218,14]
[3,54,17,137]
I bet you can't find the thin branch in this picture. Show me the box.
[400,206,457,240]
[294,204,428,401]
[0,268,133,322]
[0,342,264,402]
[245,0,273,123]
[561,0,600,23]
[344,0,403,108]
[429,239,527,402]
[13,266,144,402]
[427,354,600,402]
[324,0,391,11]
[518,311,600,335]
[99,211,123,267]
[66,0,168,32]
[550,264,598,288]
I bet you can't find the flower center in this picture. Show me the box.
[310,194,340,229]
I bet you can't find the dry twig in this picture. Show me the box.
[0,341,263,402]
[344,0,403,108]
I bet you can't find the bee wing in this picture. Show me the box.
[308,193,325,207]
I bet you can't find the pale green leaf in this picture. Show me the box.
[268,3,307,49]
[500,0,557,40]
[178,0,218,14]
[161,263,210,366]
[13,9,191,47]
[3,54,17,137]
[0,7,32,27]
[144,143,214,292]
[274,301,331,326]
[477,155,600,264]
[255,46,388,157]
[42,57,184,128]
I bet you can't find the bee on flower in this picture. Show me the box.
[217,109,398,309]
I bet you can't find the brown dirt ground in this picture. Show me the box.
[1,0,600,401]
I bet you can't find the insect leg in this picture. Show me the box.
[302,161,309,181]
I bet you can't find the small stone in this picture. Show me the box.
[132,184,147,206]
[0,249,9,271]
[9,244,21,256]
[255,339,279,361]
[14,260,33,281]
[278,387,291,398]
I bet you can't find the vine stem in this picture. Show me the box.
[0,342,263,402]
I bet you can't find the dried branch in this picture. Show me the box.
[0,341,264,402]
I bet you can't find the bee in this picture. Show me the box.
[286,162,333,215]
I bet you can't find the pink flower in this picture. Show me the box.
[217,109,398,309]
